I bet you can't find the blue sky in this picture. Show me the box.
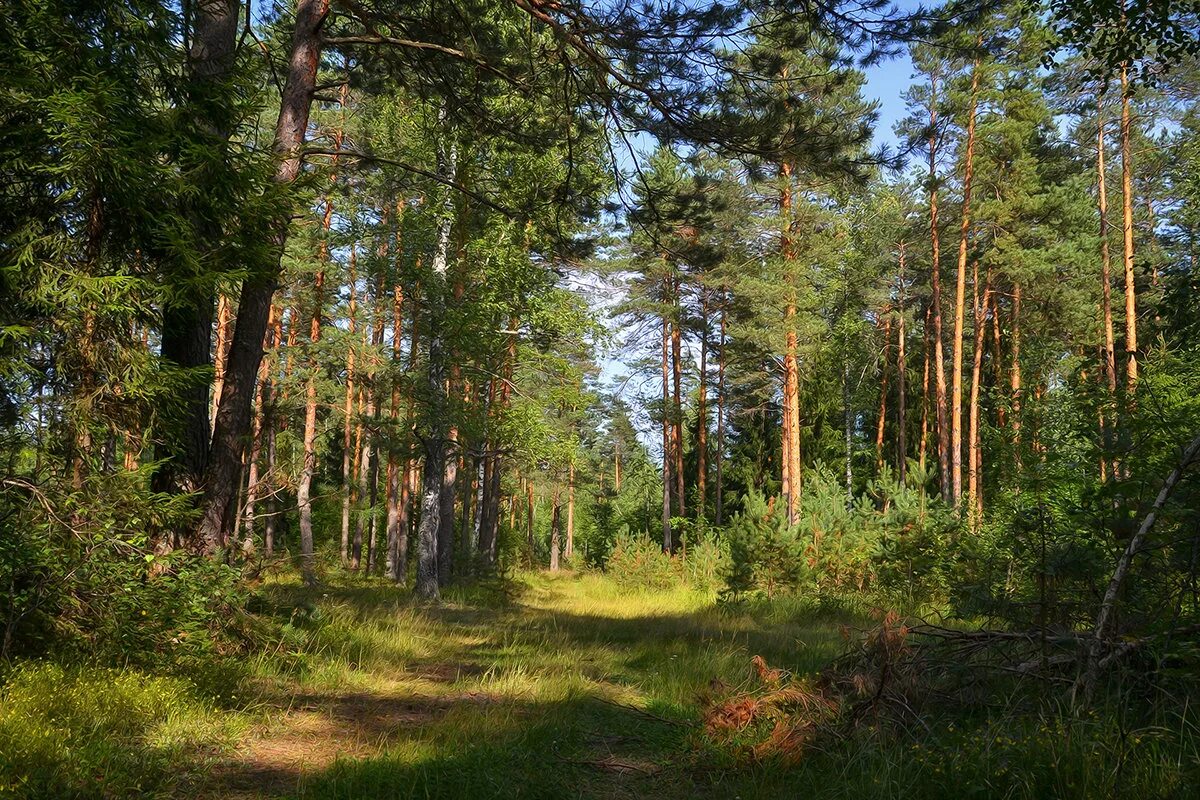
[863,49,916,151]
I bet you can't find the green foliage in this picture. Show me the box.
[0,468,255,669]
[604,526,726,593]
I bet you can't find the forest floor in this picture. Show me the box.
[199,571,860,799]
[5,570,1197,798]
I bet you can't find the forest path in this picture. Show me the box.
[200,572,850,799]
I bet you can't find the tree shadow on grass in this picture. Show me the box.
[292,695,696,800]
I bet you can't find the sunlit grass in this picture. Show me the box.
[4,568,1199,799]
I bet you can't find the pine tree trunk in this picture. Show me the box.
[198,0,329,551]
[920,306,931,475]
[386,277,405,581]
[1097,101,1119,479]
[297,266,325,582]
[876,314,891,474]
[479,321,515,566]
[210,293,233,432]
[1010,283,1023,464]
[968,266,991,527]
[697,290,708,519]
[415,121,456,601]
[896,245,908,485]
[242,304,279,546]
[549,488,561,571]
[951,60,980,508]
[670,275,685,522]
[1120,65,1138,390]
[715,298,727,525]
[565,462,575,560]
[526,480,536,564]
[661,313,673,552]
[928,71,951,502]
[342,250,359,566]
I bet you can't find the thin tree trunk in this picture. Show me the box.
[897,245,908,485]
[386,277,406,581]
[1120,64,1139,389]
[697,289,709,518]
[342,250,359,566]
[415,118,456,601]
[565,463,575,560]
[549,487,562,571]
[661,313,673,552]
[920,307,931,474]
[1011,284,1023,464]
[242,304,279,546]
[928,70,951,502]
[968,266,992,527]
[876,314,891,474]
[526,479,536,564]
[951,59,980,508]
[1083,430,1200,697]
[670,275,685,522]
[1097,101,1119,481]
[715,298,727,525]
[197,0,329,551]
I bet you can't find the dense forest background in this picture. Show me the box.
[4,0,1200,797]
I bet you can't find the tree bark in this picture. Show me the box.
[661,313,673,552]
[549,487,562,571]
[896,244,908,485]
[197,0,329,551]
[927,70,951,502]
[697,289,708,519]
[715,298,727,525]
[414,120,457,601]
[670,275,685,522]
[242,303,279,546]
[968,266,991,527]
[343,250,360,566]
[876,314,891,474]
[1120,65,1139,389]
[565,460,575,560]
[386,281,406,582]
[950,59,980,509]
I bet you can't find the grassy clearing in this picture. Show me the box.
[3,571,1199,798]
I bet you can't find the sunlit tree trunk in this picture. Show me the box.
[715,298,727,525]
[876,314,891,474]
[210,293,233,433]
[919,306,931,475]
[968,265,991,527]
[1010,283,1022,466]
[896,244,908,485]
[696,289,709,518]
[927,70,951,502]
[1120,64,1138,389]
[951,59,980,509]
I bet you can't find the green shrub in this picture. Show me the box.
[604,525,727,592]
